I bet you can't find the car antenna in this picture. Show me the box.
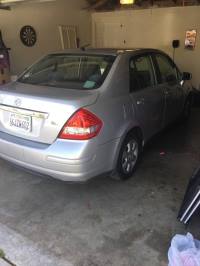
[80,44,90,51]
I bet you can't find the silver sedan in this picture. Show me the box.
[0,49,193,181]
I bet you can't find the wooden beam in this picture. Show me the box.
[0,5,10,10]
[86,0,110,9]
[86,0,200,9]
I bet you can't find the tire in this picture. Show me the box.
[113,133,141,181]
[182,97,192,121]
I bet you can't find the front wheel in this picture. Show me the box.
[115,134,141,181]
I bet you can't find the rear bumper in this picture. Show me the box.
[0,131,120,182]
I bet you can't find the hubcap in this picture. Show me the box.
[122,139,139,174]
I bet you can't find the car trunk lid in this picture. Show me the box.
[0,82,99,144]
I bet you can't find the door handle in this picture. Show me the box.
[136,98,145,105]
[164,89,170,95]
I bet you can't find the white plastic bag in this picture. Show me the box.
[168,233,200,266]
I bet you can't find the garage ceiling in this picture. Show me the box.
[0,0,55,2]
[86,0,200,10]
[0,0,55,10]
[0,0,199,10]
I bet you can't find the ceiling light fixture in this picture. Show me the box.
[120,0,135,4]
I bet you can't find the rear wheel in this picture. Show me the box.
[114,133,141,181]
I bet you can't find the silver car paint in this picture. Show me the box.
[0,49,192,181]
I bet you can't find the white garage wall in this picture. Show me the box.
[92,6,200,88]
[0,0,91,74]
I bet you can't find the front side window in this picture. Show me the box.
[155,54,178,84]
[130,55,155,92]
[18,54,115,90]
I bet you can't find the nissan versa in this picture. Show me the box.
[0,49,193,181]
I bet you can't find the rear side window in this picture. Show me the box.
[130,55,155,92]
[155,54,178,84]
[18,54,115,90]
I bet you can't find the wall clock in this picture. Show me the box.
[20,26,37,47]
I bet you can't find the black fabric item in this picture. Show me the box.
[178,167,200,223]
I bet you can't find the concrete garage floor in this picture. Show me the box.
[0,109,200,266]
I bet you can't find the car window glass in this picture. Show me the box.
[155,54,178,84]
[18,54,115,90]
[130,55,155,92]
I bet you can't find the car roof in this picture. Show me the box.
[51,48,162,56]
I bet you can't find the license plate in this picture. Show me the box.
[9,113,32,132]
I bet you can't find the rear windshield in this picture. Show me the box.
[18,54,116,90]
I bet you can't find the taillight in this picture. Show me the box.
[58,108,103,140]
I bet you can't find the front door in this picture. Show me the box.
[153,53,184,126]
[130,54,165,140]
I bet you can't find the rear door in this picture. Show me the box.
[130,54,165,139]
[153,53,184,126]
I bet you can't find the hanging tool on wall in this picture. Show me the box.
[172,39,180,62]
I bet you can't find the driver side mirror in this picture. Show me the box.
[182,72,192,81]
